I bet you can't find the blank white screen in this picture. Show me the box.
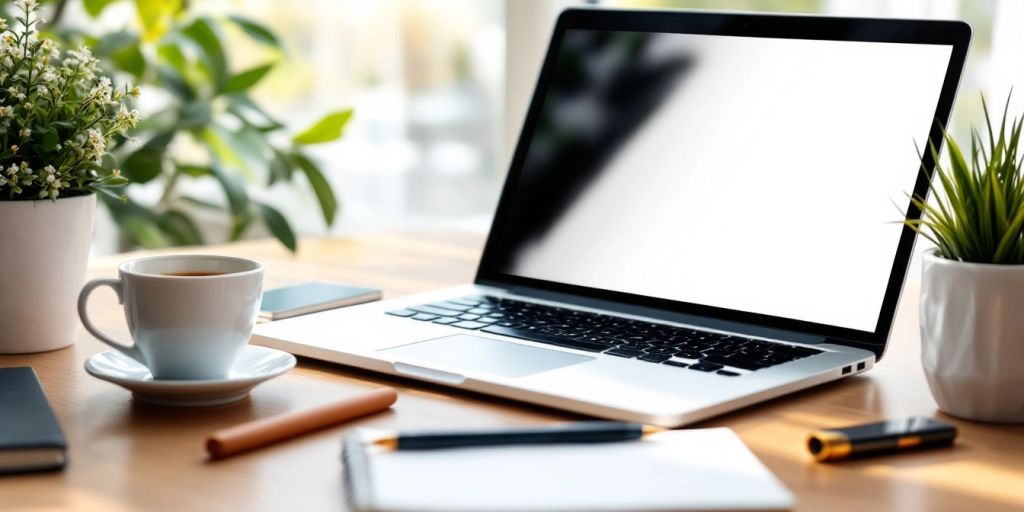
[498,31,952,332]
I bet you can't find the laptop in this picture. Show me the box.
[254,8,969,427]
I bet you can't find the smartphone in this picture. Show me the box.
[260,282,381,321]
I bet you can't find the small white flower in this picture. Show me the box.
[15,0,38,12]
[45,173,54,183]
[19,128,30,137]
[0,106,13,118]
[54,143,61,150]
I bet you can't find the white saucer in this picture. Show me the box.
[85,345,296,407]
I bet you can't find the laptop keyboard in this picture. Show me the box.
[386,295,823,376]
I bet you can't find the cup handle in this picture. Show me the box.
[78,277,145,365]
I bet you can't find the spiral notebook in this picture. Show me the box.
[341,427,793,512]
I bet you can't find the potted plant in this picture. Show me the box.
[47,0,350,253]
[0,0,138,354]
[908,96,1024,422]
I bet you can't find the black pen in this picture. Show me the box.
[372,421,665,451]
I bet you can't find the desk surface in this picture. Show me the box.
[1,231,1022,512]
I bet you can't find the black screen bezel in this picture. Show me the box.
[475,8,971,358]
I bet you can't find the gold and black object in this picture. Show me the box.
[807,417,956,462]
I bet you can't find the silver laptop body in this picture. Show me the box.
[254,8,969,427]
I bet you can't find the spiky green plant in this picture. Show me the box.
[906,96,1024,264]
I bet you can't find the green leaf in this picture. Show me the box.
[290,152,338,226]
[177,165,212,177]
[121,216,170,249]
[181,17,228,93]
[112,44,147,79]
[292,109,353,145]
[92,185,127,203]
[102,176,130,187]
[156,209,204,246]
[227,94,285,132]
[200,127,245,171]
[94,31,138,56]
[267,148,291,185]
[41,129,58,152]
[84,0,120,17]
[157,41,188,74]
[257,202,297,252]
[154,65,196,101]
[178,100,212,129]
[228,15,282,48]
[135,0,182,42]
[229,210,252,241]
[209,161,248,217]
[207,123,266,179]
[180,195,222,211]
[224,62,276,94]
[121,132,174,184]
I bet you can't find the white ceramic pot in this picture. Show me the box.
[0,193,96,353]
[921,248,1024,422]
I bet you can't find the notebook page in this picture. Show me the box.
[350,428,793,512]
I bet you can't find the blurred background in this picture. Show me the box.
[50,0,1022,255]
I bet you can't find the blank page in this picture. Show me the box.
[344,428,793,512]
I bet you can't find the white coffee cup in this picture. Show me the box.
[78,255,264,380]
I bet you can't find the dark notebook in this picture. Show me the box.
[0,367,67,474]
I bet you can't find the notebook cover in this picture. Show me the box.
[0,367,67,474]
[341,428,794,512]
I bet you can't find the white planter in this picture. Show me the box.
[0,194,96,354]
[920,248,1024,422]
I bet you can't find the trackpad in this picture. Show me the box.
[380,334,594,378]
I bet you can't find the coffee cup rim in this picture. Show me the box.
[117,254,264,279]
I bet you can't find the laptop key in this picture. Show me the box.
[458,313,481,321]
[430,302,472,312]
[386,309,417,317]
[480,325,609,352]
[703,356,767,371]
[675,350,703,360]
[663,360,690,368]
[451,321,488,330]
[410,305,460,317]
[433,317,460,325]
[638,353,672,363]
[643,346,679,355]
[717,370,741,376]
[411,313,440,321]
[605,347,642,358]
[689,362,724,372]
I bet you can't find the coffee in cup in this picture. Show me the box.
[78,255,264,380]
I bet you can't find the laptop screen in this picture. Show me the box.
[484,28,954,333]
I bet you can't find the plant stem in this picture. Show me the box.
[47,0,70,29]
[158,166,180,207]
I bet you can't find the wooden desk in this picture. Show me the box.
[1,231,1022,511]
